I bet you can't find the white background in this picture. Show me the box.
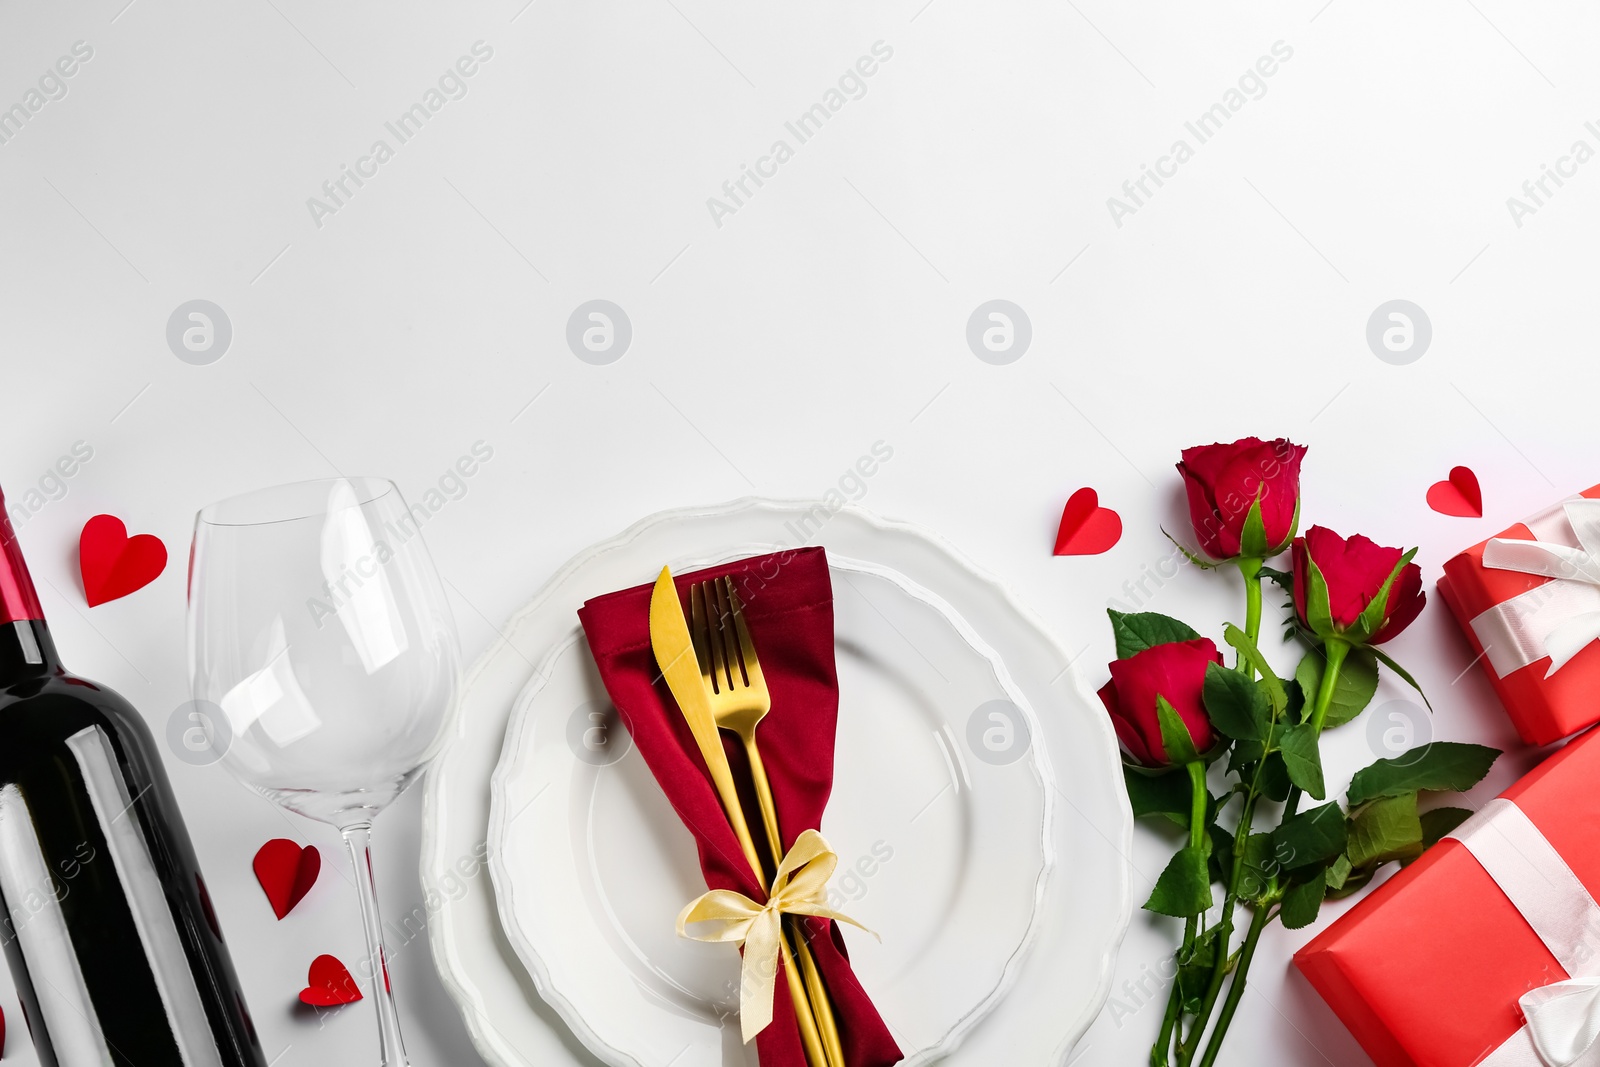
[0,0,1593,1064]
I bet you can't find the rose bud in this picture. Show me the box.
[1292,526,1425,646]
[1098,638,1224,767]
[1177,437,1308,561]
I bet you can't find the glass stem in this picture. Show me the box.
[342,823,409,1067]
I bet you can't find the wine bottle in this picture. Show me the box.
[0,492,266,1067]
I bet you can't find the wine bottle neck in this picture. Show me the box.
[0,489,59,677]
[0,491,43,625]
[0,618,61,676]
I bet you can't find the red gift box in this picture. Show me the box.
[1438,484,1600,746]
[1295,727,1600,1066]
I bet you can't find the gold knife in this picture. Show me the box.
[649,566,830,1067]
[650,565,763,869]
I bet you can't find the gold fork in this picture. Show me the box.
[692,576,849,1067]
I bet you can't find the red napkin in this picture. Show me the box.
[578,546,903,1067]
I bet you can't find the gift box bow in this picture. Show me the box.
[1446,798,1600,1066]
[1473,498,1600,679]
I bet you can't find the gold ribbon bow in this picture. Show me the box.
[677,829,875,1044]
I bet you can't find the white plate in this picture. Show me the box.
[421,500,1133,1067]
[487,553,1054,1066]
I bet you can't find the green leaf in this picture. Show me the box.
[1107,610,1202,660]
[1348,792,1424,868]
[1227,740,1261,776]
[1156,696,1201,765]
[1278,723,1325,799]
[1295,646,1379,730]
[1260,566,1294,594]
[1222,624,1287,712]
[1238,832,1279,900]
[1420,806,1474,849]
[1230,720,1285,774]
[1280,870,1327,930]
[1203,662,1269,741]
[1144,844,1214,917]
[1326,866,1378,900]
[1301,551,1336,637]
[1238,495,1271,559]
[1259,751,1292,802]
[1208,823,1236,885]
[1346,743,1500,807]
[1283,677,1307,725]
[1273,802,1347,870]
[1371,646,1434,712]
[1351,548,1417,645]
[1176,927,1225,1013]
[1325,853,1353,891]
[1123,765,1197,824]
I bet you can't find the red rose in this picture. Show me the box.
[1292,526,1425,646]
[1177,437,1307,561]
[1098,638,1223,767]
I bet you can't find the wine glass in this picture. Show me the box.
[187,477,461,1066]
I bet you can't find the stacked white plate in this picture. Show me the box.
[421,500,1132,1067]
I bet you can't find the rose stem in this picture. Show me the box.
[1151,760,1212,1065]
[1281,638,1347,819]
[1180,560,1266,1062]
[1197,904,1273,1067]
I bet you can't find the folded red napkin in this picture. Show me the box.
[578,546,902,1067]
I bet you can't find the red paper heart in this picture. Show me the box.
[253,839,321,920]
[79,515,168,607]
[299,954,363,1006]
[1053,487,1123,555]
[1427,466,1483,518]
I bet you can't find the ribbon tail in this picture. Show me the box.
[784,902,880,940]
[1485,538,1600,585]
[737,910,784,1044]
[1544,614,1600,677]
[1566,500,1600,569]
[1523,977,1600,1067]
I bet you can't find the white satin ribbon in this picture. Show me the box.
[1523,981,1600,1067]
[1449,799,1600,1066]
[1472,499,1600,679]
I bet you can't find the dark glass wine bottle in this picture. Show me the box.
[0,491,266,1067]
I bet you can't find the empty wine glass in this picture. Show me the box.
[188,477,460,1066]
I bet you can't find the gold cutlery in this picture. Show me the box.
[648,567,829,1067]
[692,576,849,1067]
